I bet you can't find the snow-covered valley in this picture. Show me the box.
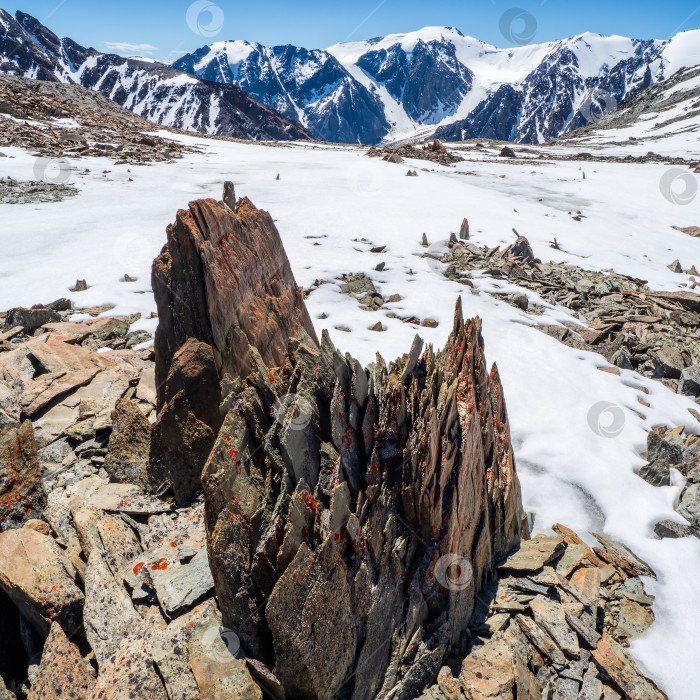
[2,102,700,696]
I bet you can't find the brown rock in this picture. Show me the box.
[672,225,700,237]
[0,526,83,636]
[500,534,564,572]
[104,398,151,489]
[457,635,518,698]
[155,196,527,698]
[203,301,527,698]
[24,336,113,374]
[592,533,656,579]
[28,622,94,699]
[149,339,222,505]
[508,236,534,263]
[152,196,317,395]
[552,524,605,567]
[592,632,667,699]
[20,368,99,417]
[569,567,601,605]
[4,307,60,333]
[0,419,46,531]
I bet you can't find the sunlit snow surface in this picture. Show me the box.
[1,131,700,699]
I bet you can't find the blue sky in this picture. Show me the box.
[5,0,700,60]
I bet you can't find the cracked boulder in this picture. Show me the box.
[0,525,83,636]
[0,419,45,531]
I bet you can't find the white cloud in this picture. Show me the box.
[103,42,159,55]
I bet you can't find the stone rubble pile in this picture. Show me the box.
[367,140,464,165]
[419,526,665,699]
[0,73,192,164]
[0,176,78,204]
[440,237,700,403]
[639,425,700,538]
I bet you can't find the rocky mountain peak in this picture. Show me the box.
[0,10,311,141]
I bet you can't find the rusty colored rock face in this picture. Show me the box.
[201,299,526,699]
[150,196,318,505]
[0,419,45,531]
[152,196,318,403]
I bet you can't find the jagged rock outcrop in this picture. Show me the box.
[149,187,527,697]
[150,196,318,504]
[201,302,526,699]
[152,196,318,394]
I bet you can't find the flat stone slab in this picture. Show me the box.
[500,534,564,572]
[125,505,213,615]
[592,632,666,700]
[24,336,114,374]
[72,479,173,515]
[21,368,98,417]
[592,533,656,579]
[0,526,84,636]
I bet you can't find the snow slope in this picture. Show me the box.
[1,125,700,698]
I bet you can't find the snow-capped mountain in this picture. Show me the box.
[174,25,700,144]
[172,42,389,143]
[561,62,700,154]
[2,8,699,145]
[0,10,309,141]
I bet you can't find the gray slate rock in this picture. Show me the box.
[680,365,700,397]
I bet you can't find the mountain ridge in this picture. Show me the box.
[1,8,699,145]
[174,24,700,144]
[0,9,311,141]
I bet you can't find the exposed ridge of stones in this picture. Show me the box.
[201,297,527,699]
[0,188,671,700]
[420,528,666,700]
[439,236,700,404]
[150,192,318,505]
